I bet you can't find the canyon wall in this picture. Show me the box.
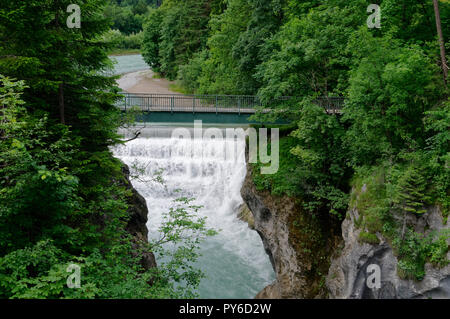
[326,190,450,299]
[241,163,450,299]
[240,164,341,298]
[122,163,157,271]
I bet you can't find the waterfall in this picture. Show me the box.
[112,128,275,298]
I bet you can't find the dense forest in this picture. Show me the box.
[0,0,449,299]
[142,0,449,281]
[103,0,161,53]
[0,0,213,298]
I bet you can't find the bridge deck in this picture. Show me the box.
[116,93,344,114]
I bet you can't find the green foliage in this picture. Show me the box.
[381,0,450,44]
[395,229,449,281]
[0,0,121,146]
[144,0,286,93]
[257,0,366,104]
[0,78,217,298]
[343,30,444,167]
[423,99,450,216]
[252,101,351,218]
[358,231,380,245]
[290,101,351,217]
[428,232,450,268]
[252,135,301,196]
[177,51,209,94]
[0,0,217,299]
[148,196,217,298]
[351,164,449,281]
[142,7,165,71]
[104,29,144,51]
[104,0,152,35]
[191,0,253,94]
[2,0,449,298]
[225,0,286,93]
[392,164,431,215]
[0,77,80,253]
[142,0,213,80]
[350,167,391,232]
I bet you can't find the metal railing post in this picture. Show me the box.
[171,96,174,113]
[215,96,218,114]
[238,98,241,115]
[193,96,195,114]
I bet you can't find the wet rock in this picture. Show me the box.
[237,203,255,229]
[326,204,450,299]
[122,162,157,270]
[241,163,341,298]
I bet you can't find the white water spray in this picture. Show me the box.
[112,129,275,298]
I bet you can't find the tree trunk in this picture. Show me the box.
[58,83,65,124]
[433,0,448,85]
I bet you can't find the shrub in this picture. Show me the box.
[358,231,380,245]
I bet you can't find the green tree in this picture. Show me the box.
[256,0,367,108]
[289,101,351,216]
[177,0,287,95]
[142,7,164,72]
[343,30,444,167]
[0,0,217,299]
[0,76,216,298]
[192,0,253,94]
[142,0,213,79]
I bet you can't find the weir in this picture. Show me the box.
[112,125,276,298]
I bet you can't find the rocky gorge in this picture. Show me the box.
[326,198,450,299]
[120,135,449,299]
[240,162,450,299]
[240,163,341,298]
[121,163,157,272]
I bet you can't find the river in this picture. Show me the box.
[110,55,275,298]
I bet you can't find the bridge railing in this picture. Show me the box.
[116,93,263,113]
[116,93,344,114]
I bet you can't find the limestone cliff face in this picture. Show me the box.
[122,163,157,270]
[241,162,449,299]
[240,164,341,299]
[326,190,450,299]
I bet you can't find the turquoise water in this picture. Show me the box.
[113,134,276,299]
[110,54,149,75]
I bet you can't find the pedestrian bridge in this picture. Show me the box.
[116,93,344,114]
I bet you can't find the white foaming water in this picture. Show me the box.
[112,133,275,298]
